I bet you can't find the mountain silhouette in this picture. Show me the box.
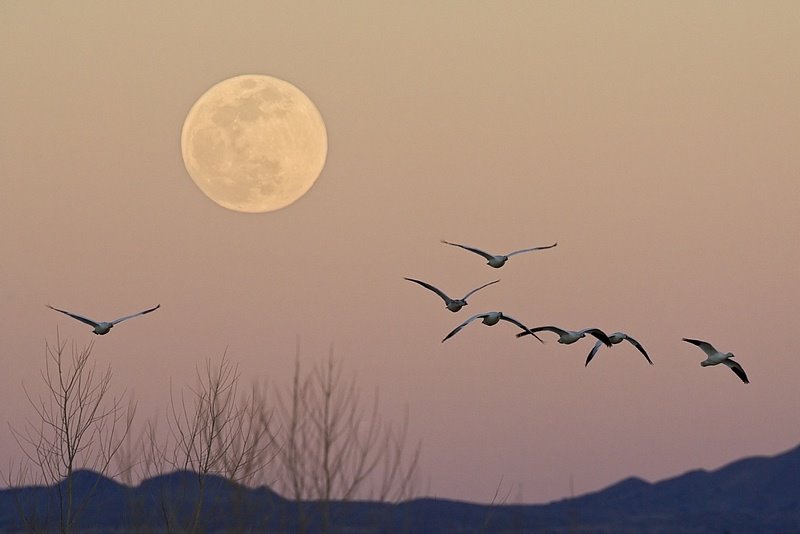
[2,444,799,532]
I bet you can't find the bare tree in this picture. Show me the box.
[6,340,420,533]
[148,352,275,532]
[270,351,420,532]
[8,332,135,533]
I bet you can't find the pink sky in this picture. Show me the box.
[2,2,799,503]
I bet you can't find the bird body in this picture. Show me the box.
[682,338,749,383]
[442,311,543,343]
[585,331,653,366]
[47,304,160,335]
[517,325,612,347]
[441,240,557,268]
[404,277,499,312]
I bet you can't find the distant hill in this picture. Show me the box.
[2,444,799,532]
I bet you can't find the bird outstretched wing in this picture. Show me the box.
[442,313,486,343]
[499,315,544,343]
[681,338,718,358]
[404,278,452,304]
[723,359,750,384]
[441,241,495,261]
[506,243,558,257]
[461,279,500,300]
[585,339,605,366]
[46,305,100,328]
[580,328,613,347]
[516,325,567,339]
[110,304,161,325]
[623,334,653,365]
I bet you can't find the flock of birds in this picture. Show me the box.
[404,240,750,384]
[43,239,749,384]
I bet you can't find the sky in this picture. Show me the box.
[2,1,799,504]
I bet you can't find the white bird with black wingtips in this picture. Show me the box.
[442,312,544,343]
[404,277,499,312]
[516,325,613,347]
[682,338,749,384]
[441,240,557,268]
[585,332,653,367]
[47,304,161,335]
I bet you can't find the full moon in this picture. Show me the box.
[181,75,327,213]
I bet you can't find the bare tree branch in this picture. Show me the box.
[7,331,136,533]
[269,350,421,531]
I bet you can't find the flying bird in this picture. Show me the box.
[585,332,653,367]
[404,277,499,312]
[442,312,544,343]
[441,240,557,268]
[682,338,749,384]
[516,326,612,347]
[46,304,161,335]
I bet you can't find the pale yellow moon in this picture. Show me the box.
[181,75,327,213]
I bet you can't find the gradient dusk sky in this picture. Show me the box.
[2,2,799,504]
